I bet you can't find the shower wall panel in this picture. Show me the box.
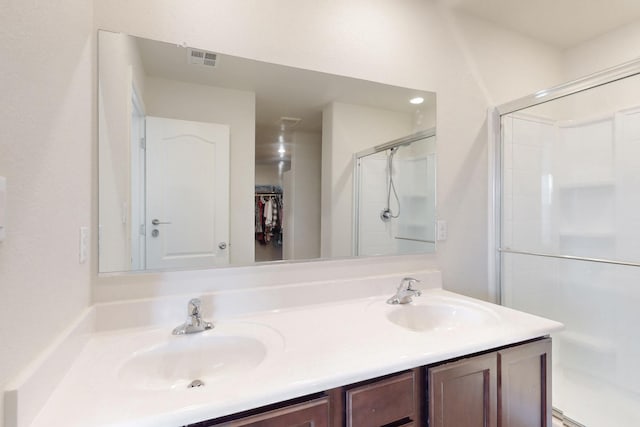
[357,152,397,256]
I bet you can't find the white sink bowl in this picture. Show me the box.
[117,322,283,391]
[369,294,500,332]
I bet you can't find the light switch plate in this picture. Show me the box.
[436,220,447,241]
[0,177,6,242]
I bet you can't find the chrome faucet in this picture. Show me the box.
[172,298,214,335]
[386,277,422,304]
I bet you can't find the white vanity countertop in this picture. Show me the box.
[29,289,563,427]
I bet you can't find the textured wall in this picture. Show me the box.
[98,31,147,272]
[564,20,640,80]
[0,0,94,423]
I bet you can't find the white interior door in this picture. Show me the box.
[145,116,230,270]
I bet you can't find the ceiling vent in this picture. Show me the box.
[187,48,218,67]
[279,117,302,129]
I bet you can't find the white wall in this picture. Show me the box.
[450,11,564,106]
[0,0,93,424]
[255,164,281,187]
[287,130,321,260]
[98,32,147,272]
[144,77,256,265]
[564,20,640,81]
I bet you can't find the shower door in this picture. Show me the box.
[353,132,436,256]
[496,64,640,426]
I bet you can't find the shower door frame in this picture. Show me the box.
[352,128,436,256]
[489,56,640,305]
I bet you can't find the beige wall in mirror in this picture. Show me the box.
[98,30,437,273]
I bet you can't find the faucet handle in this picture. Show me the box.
[387,277,422,305]
[399,277,421,290]
[188,298,201,316]
[173,298,213,335]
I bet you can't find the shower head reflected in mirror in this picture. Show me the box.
[381,146,401,222]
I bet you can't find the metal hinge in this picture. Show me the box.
[140,137,146,149]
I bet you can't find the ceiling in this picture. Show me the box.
[448,0,640,48]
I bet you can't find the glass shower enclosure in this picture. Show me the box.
[353,130,436,256]
[494,60,640,426]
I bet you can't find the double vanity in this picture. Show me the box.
[13,273,562,427]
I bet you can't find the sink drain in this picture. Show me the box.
[187,379,205,388]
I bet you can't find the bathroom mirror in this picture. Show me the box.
[98,30,437,273]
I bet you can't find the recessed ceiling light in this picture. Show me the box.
[278,146,286,154]
[409,97,424,105]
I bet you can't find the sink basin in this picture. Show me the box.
[117,322,283,391]
[375,296,500,332]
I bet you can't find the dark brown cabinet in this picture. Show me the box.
[427,338,551,427]
[428,353,498,427]
[189,338,551,427]
[498,338,551,427]
[206,396,330,427]
[345,370,420,427]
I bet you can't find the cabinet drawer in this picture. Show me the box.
[208,396,329,427]
[346,371,415,427]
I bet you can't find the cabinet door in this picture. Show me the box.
[428,353,498,427]
[498,338,552,427]
[210,397,329,427]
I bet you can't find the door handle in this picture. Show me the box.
[152,219,172,226]
[218,242,227,250]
